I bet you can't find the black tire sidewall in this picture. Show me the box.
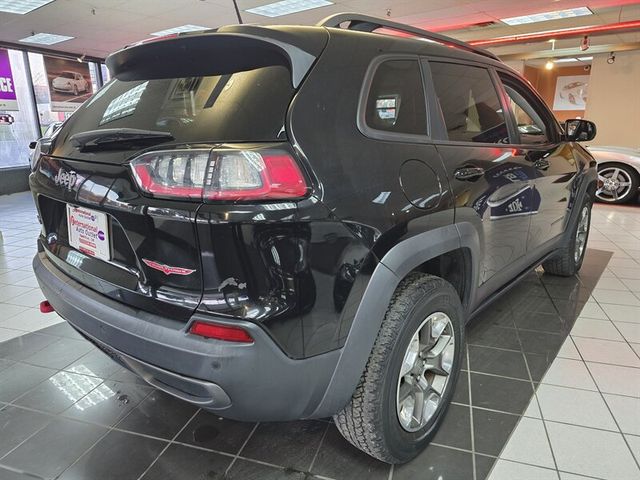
[571,195,592,271]
[380,282,464,462]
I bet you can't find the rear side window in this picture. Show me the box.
[430,62,508,144]
[365,60,427,136]
[65,65,294,143]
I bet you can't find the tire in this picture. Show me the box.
[542,195,592,276]
[596,163,639,204]
[334,273,464,464]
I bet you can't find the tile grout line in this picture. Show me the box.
[587,295,640,363]
[466,344,478,480]
[224,421,260,476]
[307,420,330,474]
[135,407,202,480]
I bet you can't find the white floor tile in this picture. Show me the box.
[536,384,618,431]
[557,338,581,360]
[488,460,559,480]
[604,394,640,435]
[611,266,640,280]
[587,362,640,397]
[613,322,640,344]
[572,337,640,368]
[559,473,596,480]
[594,277,629,291]
[0,284,33,303]
[0,307,63,332]
[591,289,640,307]
[570,317,624,342]
[625,435,640,463]
[546,422,640,479]
[630,344,640,357]
[523,396,542,419]
[0,327,24,342]
[620,278,640,293]
[601,304,640,324]
[500,417,556,468]
[4,288,45,308]
[541,358,597,391]
[577,301,608,320]
[0,303,29,319]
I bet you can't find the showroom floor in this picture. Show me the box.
[0,191,639,480]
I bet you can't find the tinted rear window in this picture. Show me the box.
[64,65,294,144]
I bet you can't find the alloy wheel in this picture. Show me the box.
[396,312,455,432]
[596,167,633,203]
[574,205,590,264]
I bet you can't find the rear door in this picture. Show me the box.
[495,70,575,254]
[425,60,537,288]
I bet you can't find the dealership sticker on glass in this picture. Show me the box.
[66,205,110,261]
[0,48,18,111]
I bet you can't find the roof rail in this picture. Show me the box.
[317,13,500,62]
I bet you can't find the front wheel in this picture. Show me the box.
[542,196,592,276]
[334,273,464,463]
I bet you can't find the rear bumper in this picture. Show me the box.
[33,252,341,421]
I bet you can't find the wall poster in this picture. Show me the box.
[553,75,589,111]
[43,56,93,112]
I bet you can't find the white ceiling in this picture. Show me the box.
[0,0,639,59]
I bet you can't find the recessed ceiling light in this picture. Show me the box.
[19,32,74,45]
[554,56,593,63]
[501,7,592,26]
[0,0,54,15]
[150,24,210,37]
[246,0,333,18]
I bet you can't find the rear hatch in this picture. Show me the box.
[31,26,327,322]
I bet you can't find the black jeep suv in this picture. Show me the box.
[30,13,597,463]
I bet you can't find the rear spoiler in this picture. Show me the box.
[106,28,326,88]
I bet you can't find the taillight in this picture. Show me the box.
[189,321,254,343]
[129,147,308,202]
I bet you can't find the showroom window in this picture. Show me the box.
[0,50,39,169]
[430,62,508,144]
[498,72,550,145]
[365,59,427,136]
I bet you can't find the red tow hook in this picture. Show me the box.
[39,300,55,313]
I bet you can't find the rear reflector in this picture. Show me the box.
[40,300,55,313]
[189,321,254,343]
[130,146,308,202]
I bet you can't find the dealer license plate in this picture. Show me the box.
[66,205,110,261]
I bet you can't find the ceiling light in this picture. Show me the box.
[150,24,209,36]
[554,58,578,63]
[545,60,555,70]
[0,0,54,15]
[501,7,592,26]
[246,0,333,18]
[19,32,74,45]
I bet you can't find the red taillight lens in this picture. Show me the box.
[130,147,308,202]
[189,321,254,343]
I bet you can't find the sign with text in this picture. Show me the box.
[0,48,18,111]
[43,56,93,112]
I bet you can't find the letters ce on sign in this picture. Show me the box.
[0,49,18,111]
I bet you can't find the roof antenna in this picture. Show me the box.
[232,0,243,24]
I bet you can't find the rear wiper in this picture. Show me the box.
[69,128,174,151]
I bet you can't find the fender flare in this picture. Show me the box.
[309,223,480,418]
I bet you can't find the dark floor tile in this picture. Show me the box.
[0,358,14,373]
[553,299,587,322]
[468,345,528,380]
[472,408,519,456]
[470,307,515,328]
[176,410,256,454]
[0,466,43,480]
[451,368,469,405]
[226,459,307,480]
[508,281,548,299]
[14,371,104,414]
[393,444,474,480]
[525,353,553,382]
[22,337,94,370]
[65,349,122,379]
[545,282,591,303]
[0,332,58,361]
[141,443,231,480]
[466,324,520,351]
[510,295,557,315]
[108,367,150,386]
[0,362,56,402]
[37,322,84,340]
[475,454,497,480]
[311,424,389,480]
[58,430,166,480]
[116,390,198,439]
[431,403,472,450]
[240,420,327,471]
[513,311,569,334]
[0,406,53,457]
[62,379,152,427]
[1,418,107,478]
[470,373,533,415]
[517,329,565,357]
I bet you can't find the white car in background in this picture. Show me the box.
[588,146,640,204]
[51,71,89,95]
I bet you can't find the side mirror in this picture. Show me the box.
[29,141,37,150]
[565,119,596,142]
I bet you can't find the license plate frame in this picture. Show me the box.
[66,204,111,261]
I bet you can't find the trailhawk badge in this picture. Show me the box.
[142,258,196,276]
[54,168,78,191]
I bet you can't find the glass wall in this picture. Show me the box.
[0,47,106,169]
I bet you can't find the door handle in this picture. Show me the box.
[454,167,485,181]
[533,159,550,170]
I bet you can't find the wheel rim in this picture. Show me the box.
[396,312,455,432]
[574,205,589,264]
[596,167,633,202]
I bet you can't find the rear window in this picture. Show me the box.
[66,65,294,143]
